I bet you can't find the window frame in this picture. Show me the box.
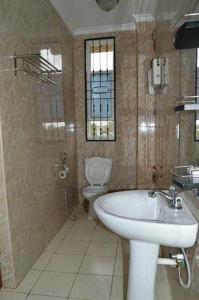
[84,36,116,142]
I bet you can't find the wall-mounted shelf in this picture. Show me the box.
[14,53,61,85]
[175,96,199,112]
[172,165,199,189]
[175,103,199,112]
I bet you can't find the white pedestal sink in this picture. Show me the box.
[94,190,198,300]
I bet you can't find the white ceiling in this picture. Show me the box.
[49,0,199,35]
[49,0,158,35]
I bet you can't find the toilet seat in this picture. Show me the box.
[85,157,112,186]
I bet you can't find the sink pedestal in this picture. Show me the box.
[127,240,159,300]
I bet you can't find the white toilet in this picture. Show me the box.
[82,157,112,220]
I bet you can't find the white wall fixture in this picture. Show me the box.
[55,152,70,179]
[148,57,168,95]
[96,0,120,11]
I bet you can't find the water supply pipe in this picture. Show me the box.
[158,248,191,289]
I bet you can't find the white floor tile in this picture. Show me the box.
[44,238,62,253]
[46,253,83,273]
[32,253,53,270]
[155,279,172,300]
[14,270,42,293]
[79,256,115,276]
[0,291,27,300]
[110,277,127,300]
[114,258,129,277]
[117,242,130,258]
[92,226,118,243]
[72,220,96,231]
[70,274,112,300]
[53,223,74,240]
[31,271,76,298]
[27,295,66,300]
[86,241,117,257]
[56,240,89,255]
[0,216,172,300]
[66,229,94,241]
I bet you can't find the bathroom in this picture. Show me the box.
[0,0,199,299]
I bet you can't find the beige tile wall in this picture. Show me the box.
[0,0,77,288]
[74,31,138,202]
[74,22,181,200]
[137,22,157,189]
[137,22,179,189]
[179,48,199,165]
[155,11,199,300]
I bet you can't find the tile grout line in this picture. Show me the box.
[108,235,119,300]
[25,220,76,299]
[8,218,119,300]
[67,218,98,298]
[25,241,62,299]
[25,269,45,299]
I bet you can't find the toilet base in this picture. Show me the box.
[88,199,98,220]
[82,187,109,221]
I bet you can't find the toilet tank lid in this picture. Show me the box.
[85,157,112,186]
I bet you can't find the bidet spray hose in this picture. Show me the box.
[178,248,191,289]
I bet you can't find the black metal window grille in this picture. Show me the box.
[85,37,116,141]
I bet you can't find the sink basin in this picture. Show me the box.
[94,190,198,300]
[94,190,198,247]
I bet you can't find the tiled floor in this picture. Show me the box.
[0,211,171,300]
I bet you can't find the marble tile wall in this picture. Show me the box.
[74,31,138,202]
[179,49,199,165]
[137,22,179,189]
[136,22,157,189]
[155,12,199,300]
[74,22,180,200]
[0,0,77,288]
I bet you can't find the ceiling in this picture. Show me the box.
[49,0,199,35]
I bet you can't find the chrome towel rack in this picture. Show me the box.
[11,53,61,85]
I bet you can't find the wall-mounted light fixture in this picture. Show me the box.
[96,0,120,12]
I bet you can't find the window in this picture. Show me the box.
[39,47,66,141]
[85,37,116,141]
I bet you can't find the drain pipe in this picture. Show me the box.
[158,248,191,289]
[158,258,177,266]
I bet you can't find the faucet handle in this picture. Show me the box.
[168,185,178,196]
[148,190,157,198]
[169,185,176,191]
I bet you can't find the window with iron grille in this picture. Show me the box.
[85,37,116,141]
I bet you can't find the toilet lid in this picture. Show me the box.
[85,157,112,186]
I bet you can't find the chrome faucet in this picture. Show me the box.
[148,186,182,209]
